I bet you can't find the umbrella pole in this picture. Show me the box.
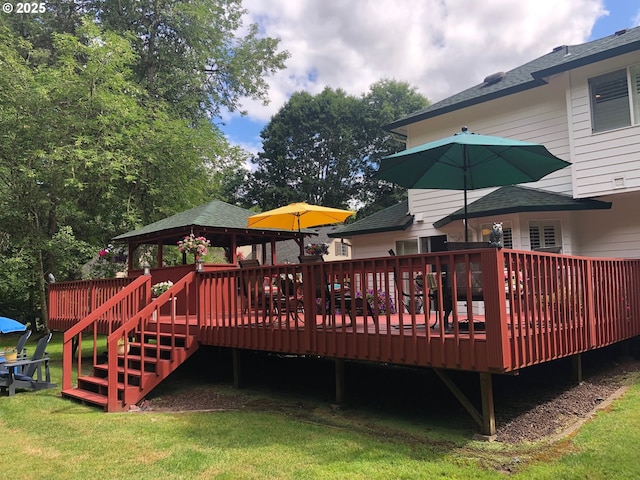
[297,215,304,256]
[463,145,469,242]
[464,187,469,242]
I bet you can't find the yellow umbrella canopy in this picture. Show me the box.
[247,202,355,231]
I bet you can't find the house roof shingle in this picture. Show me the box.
[385,26,640,134]
[328,200,413,237]
[433,185,612,228]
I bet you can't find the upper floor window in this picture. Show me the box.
[589,66,640,133]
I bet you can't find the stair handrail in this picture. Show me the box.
[106,272,196,410]
[62,275,151,393]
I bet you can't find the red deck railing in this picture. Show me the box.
[51,250,640,375]
[49,277,134,331]
[61,275,150,393]
[195,250,640,373]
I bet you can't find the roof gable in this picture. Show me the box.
[385,26,640,133]
[329,200,413,237]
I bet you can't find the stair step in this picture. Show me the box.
[78,375,125,390]
[139,332,191,346]
[130,342,175,351]
[117,354,159,364]
[94,364,144,376]
[62,388,108,409]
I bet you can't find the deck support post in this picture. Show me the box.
[572,354,582,384]
[232,348,242,389]
[335,358,345,404]
[479,372,496,436]
[433,368,490,434]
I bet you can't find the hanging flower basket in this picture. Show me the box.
[177,234,211,260]
[305,242,329,256]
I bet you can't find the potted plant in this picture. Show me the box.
[117,338,129,356]
[151,280,173,297]
[3,347,17,362]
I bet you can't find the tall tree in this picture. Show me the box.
[0,21,237,326]
[87,0,290,121]
[245,80,429,213]
[248,87,366,210]
[357,79,430,217]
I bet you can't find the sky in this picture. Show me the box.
[219,0,640,156]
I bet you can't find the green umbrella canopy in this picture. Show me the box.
[377,127,571,189]
[376,127,571,240]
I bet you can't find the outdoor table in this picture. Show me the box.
[0,358,33,396]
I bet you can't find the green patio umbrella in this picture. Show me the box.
[376,127,571,241]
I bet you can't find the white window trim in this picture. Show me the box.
[589,64,640,133]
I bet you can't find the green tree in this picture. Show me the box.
[248,87,366,210]
[357,79,430,217]
[86,0,290,121]
[0,21,236,326]
[245,80,429,213]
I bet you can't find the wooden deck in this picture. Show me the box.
[48,249,640,434]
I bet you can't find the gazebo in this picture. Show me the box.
[113,200,309,272]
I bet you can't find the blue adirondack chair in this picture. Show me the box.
[0,332,56,396]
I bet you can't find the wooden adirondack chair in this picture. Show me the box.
[0,332,56,396]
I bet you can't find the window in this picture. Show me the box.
[419,235,447,253]
[395,239,418,255]
[589,66,640,133]
[481,222,513,248]
[334,241,349,257]
[529,221,561,250]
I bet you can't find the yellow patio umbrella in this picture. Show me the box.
[247,202,355,255]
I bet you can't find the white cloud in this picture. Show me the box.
[633,8,640,27]
[235,0,607,123]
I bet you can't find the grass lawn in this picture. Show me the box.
[2,332,640,479]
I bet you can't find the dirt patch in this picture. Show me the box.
[144,346,640,444]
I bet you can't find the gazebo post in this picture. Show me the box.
[261,243,267,265]
[157,240,163,268]
[231,234,238,263]
[270,239,277,264]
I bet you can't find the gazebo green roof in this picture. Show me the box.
[113,200,303,247]
[434,185,612,228]
[329,200,413,237]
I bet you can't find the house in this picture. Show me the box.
[333,27,640,260]
[48,28,640,436]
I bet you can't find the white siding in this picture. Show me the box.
[349,47,640,260]
[406,77,572,242]
[572,191,640,258]
[568,51,640,198]
[350,230,413,260]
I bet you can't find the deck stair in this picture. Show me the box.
[62,326,199,411]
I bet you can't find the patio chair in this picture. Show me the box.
[298,255,374,326]
[388,249,424,315]
[298,255,334,316]
[0,332,56,396]
[392,267,425,315]
[425,272,453,330]
[15,329,32,359]
[275,273,304,325]
[238,259,269,319]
